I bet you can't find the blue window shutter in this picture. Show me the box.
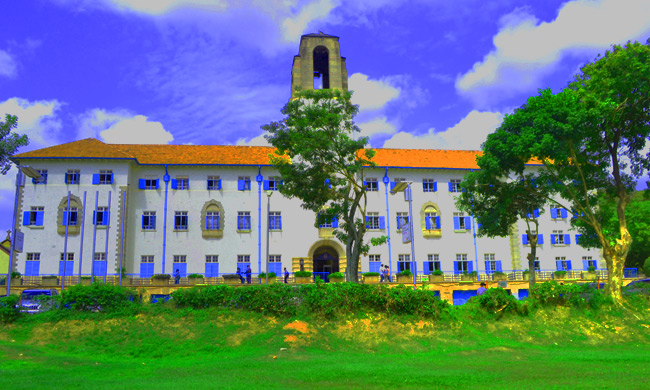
[534,208,540,218]
[141,215,145,229]
[62,211,68,226]
[425,217,432,230]
[379,216,385,230]
[556,260,562,271]
[550,208,558,218]
[560,208,568,218]
[468,262,474,273]
[22,211,30,226]
[433,182,438,192]
[522,234,529,245]
[155,179,159,189]
[564,234,571,245]
[216,215,220,229]
[453,261,459,274]
[496,261,502,272]
[218,179,222,190]
[538,234,544,245]
[108,173,113,184]
[24,261,31,276]
[332,217,338,228]
[422,181,426,191]
[139,179,145,189]
[575,234,581,244]
[567,261,572,270]
[484,261,490,272]
[92,174,99,185]
[171,179,177,189]
[35,211,44,226]
[396,216,401,229]
[263,180,269,190]
[583,260,589,270]
[390,182,396,191]
[363,180,367,188]
[435,216,441,229]
[464,217,471,230]
[365,216,370,228]
[238,180,245,191]
[448,182,453,192]
[58,261,65,276]
[93,211,97,225]
[277,215,282,230]
[453,217,460,230]
[104,212,109,226]
[551,235,556,244]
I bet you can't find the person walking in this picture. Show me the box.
[174,269,180,285]
[385,264,391,282]
[245,266,252,284]
[380,264,385,282]
[237,267,244,284]
[477,282,487,295]
[284,267,289,284]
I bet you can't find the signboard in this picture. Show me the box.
[498,280,507,288]
[402,221,412,244]
[14,231,24,253]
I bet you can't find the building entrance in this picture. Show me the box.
[313,246,339,282]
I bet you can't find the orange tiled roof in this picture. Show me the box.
[12,138,492,169]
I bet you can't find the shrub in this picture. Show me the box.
[432,269,444,276]
[258,272,277,278]
[11,271,21,279]
[522,269,530,275]
[587,266,596,272]
[329,272,345,278]
[188,273,203,279]
[644,256,650,277]
[295,271,312,277]
[363,272,380,277]
[554,270,567,278]
[492,271,506,277]
[0,295,20,323]
[470,287,521,316]
[397,270,413,277]
[80,276,92,280]
[59,283,139,312]
[151,274,171,280]
[529,280,608,309]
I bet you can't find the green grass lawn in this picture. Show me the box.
[1,305,649,389]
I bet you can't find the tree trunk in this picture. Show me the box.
[526,229,538,291]
[603,234,632,305]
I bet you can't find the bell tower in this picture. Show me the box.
[291,32,348,98]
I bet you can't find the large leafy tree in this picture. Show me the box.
[0,115,29,174]
[262,88,376,282]
[472,41,650,304]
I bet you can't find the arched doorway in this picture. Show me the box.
[313,245,339,282]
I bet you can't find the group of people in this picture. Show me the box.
[379,264,392,282]
[235,266,291,283]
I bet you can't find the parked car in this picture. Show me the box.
[19,289,59,314]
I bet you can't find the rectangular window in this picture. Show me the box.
[366,212,383,230]
[551,207,568,219]
[456,253,470,273]
[534,258,540,271]
[449,179,461,193]
[552,230,565,245]
[65,170,80,184]
[269,212,282,230]
[141,255,154,263]
[144,176,158,190]
[99,170,112,185]
[555,256,570,271]
[398,254,411,271]
[139,256,154,278]
[176,177,189,190]
[423,179,437,192]
[582,256,597,270]
[63,207,78,226]
[206,255,219,263]
[206,211,220,230]
[34,169,48,184]
[237,255,251,263]
[366,178,378,192]
[424,210,439,229]
[453,212,471,231]
[173,255,187,263]
[268,176,280,191]
[369,254,381,262]
[484,254,498,273]
[27,253,41,261]
[237,211,251,230]
[238,176,251,191]
[207,176,221,190]
[142,211,156,230]
[94,252,106,261]
[269,255,282,262]
[24,206,44,226]
[60,252,74,261]
[424,254,441,273]
[174,211,188,230]
[94,206,109,226]
[396,212,409,230]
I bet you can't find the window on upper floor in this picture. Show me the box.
[453,212,471,231]
[365,178,378,192]
[175,177,189,190]
[174,211,188,230]
[269,211,282,230]
[266,176,281,191]
[550,207,568,219]
[551,230,570,245]
[206,210,220,230]
[142,211,156,230]
[207,176,221,190]
[238,176,251,191]
[63,207,78,226]
[34,169,48,184]
[23,206,44,227]
[96,170,113,185]
[449,179,462,193]
[94,206,109,226]
[65,170,80,185]
[423,179,437,192]
[366,212,384,230]
[423,206,440,230]
[396,212,409,230]
[237,211,251,231]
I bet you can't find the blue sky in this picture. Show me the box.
[0,0,649,233]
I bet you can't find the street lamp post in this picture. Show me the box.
[265,190,273,285]
[390,181,417,289]
[6,166,43,296]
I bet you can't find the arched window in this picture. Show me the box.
[420,202,442,238]
[201,200,224,238]
[57,195,83,236]
[313,46,330,89]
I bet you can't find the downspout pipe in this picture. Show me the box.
[6,170,22,297]
[383,169,392,279]
[470,169,480,281]
[90,191,98,283]
[62,191,71,291]
[103,191,111,283]
[162,165,170,274]
[119,190,126,286]
[256,166,263,282]
[77,191,87,284]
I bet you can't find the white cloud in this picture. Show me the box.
[456,0,650,108]
[357,117,397,139]
[281,0,339,42]
[0,98,64,150]
[108,0,227,15]
[0,50,17,78]
[383,110,503,150]
[349,73,401,112]
[77,109,174,144]
[235,133,271,147]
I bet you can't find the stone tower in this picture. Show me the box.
[291,32,348,98]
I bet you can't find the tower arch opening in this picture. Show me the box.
[313,45,330,89]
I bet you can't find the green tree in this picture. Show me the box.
[457,166,550,291]
[475,41,650,304]
[0,115,29,174]
[262,89,378,282]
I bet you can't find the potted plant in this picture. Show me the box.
[187,273,205,285]
[582,265,597,280]
[522,269,530,281]
[553,270,567,280]
[329,272,345,283]
[151,273,171,286]
[41,275,59,287]
[258,272,277,284]
[396,270,413,283]
[222,274,242,285]
[461,271,477,282]
[492,271,507,281]
[430,269,444,282]
[10,271,22,286]
[294,271,312,284]
[362,272,380,284]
